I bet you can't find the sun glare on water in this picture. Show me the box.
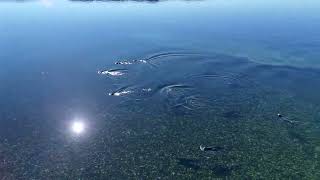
[71,121,85,135]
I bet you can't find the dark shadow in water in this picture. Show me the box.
[222,110,243,119]
[288,130,308,144]
[210,164,234,177]
[177,158,201,171]
[177,158,236,177]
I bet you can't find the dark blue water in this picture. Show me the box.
[1,0,320,179]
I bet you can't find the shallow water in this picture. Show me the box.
[1,0,320,179]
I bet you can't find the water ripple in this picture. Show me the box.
[144,51,200,61]
[102,51,272,112]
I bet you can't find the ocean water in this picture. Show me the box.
[1,0,320,179]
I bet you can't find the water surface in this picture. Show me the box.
[1,0,320,179]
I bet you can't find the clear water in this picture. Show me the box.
[1,0,320,179]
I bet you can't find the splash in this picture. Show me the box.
[98,68,128,76]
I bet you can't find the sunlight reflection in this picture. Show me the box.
[71,120,86,135]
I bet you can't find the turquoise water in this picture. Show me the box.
[1,0,320,179]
